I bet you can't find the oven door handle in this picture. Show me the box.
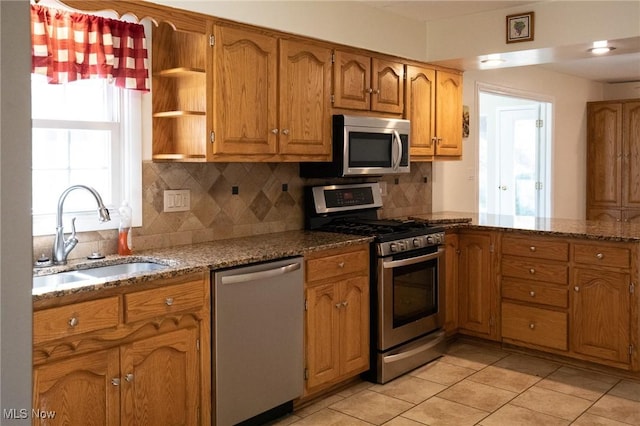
[382,248,444,269]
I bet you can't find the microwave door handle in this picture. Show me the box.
[392,130,402,171]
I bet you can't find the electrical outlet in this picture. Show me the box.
[164,189,190,212]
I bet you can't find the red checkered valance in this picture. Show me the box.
[31,4,149,91]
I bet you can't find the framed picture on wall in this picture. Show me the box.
[506,11,534,43]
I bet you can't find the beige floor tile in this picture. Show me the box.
[401,396,489,426]
[588,394,640,425]
[468,365,543,393]
[329,390,414,425]
[492,353,560,377]
[409,359,476,386]
[437,379,518,412]
[294,394,345,418]
[287,408,373,425]
[369,375,448,404]
[382,417,426,426]
[510,385,593,421]
[441,342,509,370]
[571,412,631,426]
[536,366,618,401]
[337,380,374,398]
[607,379,640,402]
[478,404,570,426]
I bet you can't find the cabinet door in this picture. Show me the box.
[279,39,332,159]
[371,58,404,114]
[571,268,630,364]
[435,70,463,156]
[33,348,120,426]
[622,101,640,209]
[332,50,371,111]
[305,283,340,390]
[213,25,278,156]
[587,102,623,208]
[458,232,494,338]
[587,208,622,222]
[406,65,436,158]
[444,233,459,333]
[120,328,199,426]
[338,276,370,375]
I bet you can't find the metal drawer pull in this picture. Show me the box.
[68,317,79,328]
[529,268,536,274]
[596,253,604,259]
[529,246,536,252]
[165,297,174,306]
[529,323,535,329]
[529,291,536,297]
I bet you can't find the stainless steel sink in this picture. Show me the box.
[33,261,169,293]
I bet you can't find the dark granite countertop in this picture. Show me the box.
[32,230,372,302]
[410,211,640,242]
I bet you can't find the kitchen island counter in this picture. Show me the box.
[411,211,640,242]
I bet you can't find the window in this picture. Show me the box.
[31,75,142,236]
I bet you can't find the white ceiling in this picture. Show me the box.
[360,1,640,84]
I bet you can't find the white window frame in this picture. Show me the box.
[31,85,142,237]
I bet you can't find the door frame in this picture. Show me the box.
[476,82,554,218]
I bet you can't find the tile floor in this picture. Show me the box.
[274,340,640,425]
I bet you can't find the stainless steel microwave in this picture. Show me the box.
[300,115,410,178]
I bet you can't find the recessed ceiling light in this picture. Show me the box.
[589,40,616,55]
[481,54,506,65]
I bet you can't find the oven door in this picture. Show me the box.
[377,247,444,351]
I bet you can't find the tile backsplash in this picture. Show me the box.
[33,161,432,261]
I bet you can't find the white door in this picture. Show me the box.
[479,90,550,217]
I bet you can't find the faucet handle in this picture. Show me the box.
[69,217,77,241]
[64,217,78,254]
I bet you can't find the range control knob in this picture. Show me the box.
[413,238,421,248]
[389,243,398,253]
[426,235,434,245]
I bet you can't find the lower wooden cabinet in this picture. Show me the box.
[32,272,210,426]
[304,244,370,396]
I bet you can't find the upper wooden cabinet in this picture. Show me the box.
[587,99,640,221]
[333,50,404,114]
[406,66,463,160]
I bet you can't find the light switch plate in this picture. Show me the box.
[164,189,190,212]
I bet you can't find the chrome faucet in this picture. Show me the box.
[53,185,111,265]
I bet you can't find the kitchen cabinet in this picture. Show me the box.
[332,49,404,114]
[571,242,633,366]
[304,244,370,396]
[211,25,332,161]
[443,232,459,334]
[406,66,463,160]
[32,272,210,426]
[586,99,640,221]
[457,230,499,340]
[500,235,570,351]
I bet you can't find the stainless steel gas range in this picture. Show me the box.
[305,182,447,384]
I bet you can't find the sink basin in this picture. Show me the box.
[33,261,169,293]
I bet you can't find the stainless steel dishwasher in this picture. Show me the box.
[213,257,304,426]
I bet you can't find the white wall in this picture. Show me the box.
[1,1,33,422]
[432,66,603,219]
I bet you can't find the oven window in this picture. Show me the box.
[393,258,438,328]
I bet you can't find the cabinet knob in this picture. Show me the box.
[574,286,580,292]
[111,378,120,386]
[124,373,134,382]
[68,317,79,328]
[529,291,536,297]
[342,301,349,308]
[529,323,535,329]
[165,297,174,306]
[365,88,373,94]
[529,268,536,274]
[338,262,345,268]
[271,128,279,134]
[335,303,342,309]
[374,89,381,94]
[596,253,604,259]
[281,129,290,135]
[529,246,536,252]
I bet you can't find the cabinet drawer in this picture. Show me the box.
[502,236,569,261]
[306,248,368,283]
[124,279,204,323]
[502,279,568,308]
[33,297,119,345]
[502,302,567,350]
[573,244,630,269]
[502,257,568,284]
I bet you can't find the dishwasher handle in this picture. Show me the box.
[220,261,301,285]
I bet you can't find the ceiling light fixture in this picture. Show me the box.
[589,40,615,55]
[481,54,506,66]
